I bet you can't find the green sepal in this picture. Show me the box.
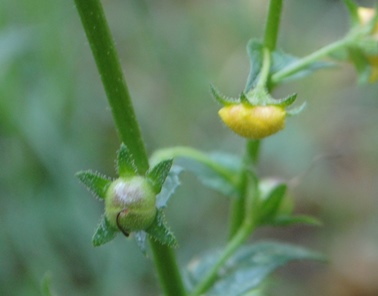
[240,92,251,105]
[145,209,177,248]
[342,0,359,26]
[272,93,297,107]
[92,216,118,247]
[147,159,173,194]
[286,101,306,116]
[257,183,287,225]
[210,84,238,105]
[272,214,322,227]
[244,39,264,92]
[76,170,112,200]
[117,143,139,178]
[348,47,371,84]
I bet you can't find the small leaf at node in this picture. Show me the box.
[244,39,264,92]
[76,170,112,200]
[92,216,118,247]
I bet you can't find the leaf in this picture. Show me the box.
[286,101,307,116]
[271,49,335,85]
[145,210,177,247]
[348,47,371,84]
[185,241,326,296]
[244,39,264,92]
[342,0,359,25]
[117,143,139,178]
[156,165,183,208]
[258,184,287,225]
[92,216,118,247]
[272,214,322,227]
[146,159,173,194]
[176,152,242,196]
[76,170,112,200]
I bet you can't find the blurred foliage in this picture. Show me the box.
[0,0,378,295]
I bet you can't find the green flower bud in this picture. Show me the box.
[105,176,156,235]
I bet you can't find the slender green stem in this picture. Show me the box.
[271,37,351,84]
[74,0,149,175]
[263,0,283,51]
[255,47,272,90]
[149,239,187,296]
[74,1,185,294]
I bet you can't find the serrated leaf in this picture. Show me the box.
[258,184,287,225]
[92,216,118,247]
[176,152,242,196]
[145,210,177,247]
[147,159,173,194]
[185,241,325,296]
[76,170,112,200]
[117,143,139,178]
[244,39,264,92]
[273,214,322,227]
[156,165,183,208]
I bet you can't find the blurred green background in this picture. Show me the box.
[1,0,378,295]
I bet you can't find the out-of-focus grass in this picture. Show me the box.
[1,0,377,295]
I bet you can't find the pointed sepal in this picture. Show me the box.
[76,170,112,200]
[147,159,173,194]
[273,93,297,107]
[117,143,139,178]
[134,231,148,255]
[145,210,177,248]
[92,216,118,247]
[286,101,307,116]
[210,84,238,105]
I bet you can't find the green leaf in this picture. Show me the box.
[286,101,307,116]
[271,49,335,85]
[244,39,264,92]
[92,216,118,247]
[117,143,139,178]
[76,170,112,200]
[177,152,242,196]
[273,214,322,227]
[156,165,183,208]
[145,210,177,248]
[258,184,287,225]
[41,272,54,296]
[273,93,297,107]
[185,241,325,295]
[146,159,173,194]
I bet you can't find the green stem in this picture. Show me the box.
[271,37,351,84]
[263,0,283,51]
[74,1,185,294]
[149,239,187,296]
[74,0,149,175]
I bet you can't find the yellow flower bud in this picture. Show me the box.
[358,7,378,35]
[218,104,286,139]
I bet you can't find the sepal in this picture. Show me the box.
[76,170,112,200]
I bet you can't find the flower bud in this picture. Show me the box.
[105,176,156,234]
[218,104,286,139]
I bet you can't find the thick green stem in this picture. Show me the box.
[74,1,185,294]
[263,0,283,51]
[271,37,351,84]
[74,0,149,175]
[149,239,187,296]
